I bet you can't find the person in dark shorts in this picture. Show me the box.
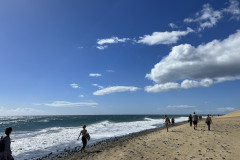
[164,115,170,132]
[193,112,198,130]
[0,127,14,160]
[77,125,89,152]
[188,114,193,127]
[205,114,212,131]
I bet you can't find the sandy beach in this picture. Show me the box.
[51,110,240,160]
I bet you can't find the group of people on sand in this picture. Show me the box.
[188,112,212,131]
[164,112,213,132]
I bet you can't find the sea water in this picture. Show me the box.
[0,115,188,159]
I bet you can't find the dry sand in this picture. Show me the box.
[51,110,240,160]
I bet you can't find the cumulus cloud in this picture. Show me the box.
[217,107,236,113]
[184,4,222,30]
[89,73,102,77]
[93,86,140,95]
[167,105,197,109]
[145,30,240,92]
[44,101,98,107]
[0,107,44,116]
[70,83,80,89]
[224,0,240,20]
[137,28,193,45]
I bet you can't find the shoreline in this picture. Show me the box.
[49,110,240,160]
[46,121,186,160]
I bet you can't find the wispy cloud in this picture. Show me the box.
[137,27,193,45]
[89,73,102,77]
[184,0,240,31]
[106,70,115,73]
[92,84,104,89]
[184,4,222,31]
[44,101,98,107]
[0,107,44,116]
[216,107,236,113]
[145,30,240,92]
[70,83,80,89]
[167,105,197,109]
[96,45,108,50]
[224,0,240,20]
[93,86,140,95]
[96,37,130,50]
[97,37,130,45]
[79,94,85,98]
[169,23,178,29]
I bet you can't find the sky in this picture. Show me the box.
[0,0,240,116]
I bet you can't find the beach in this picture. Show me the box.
[51,110,240,160]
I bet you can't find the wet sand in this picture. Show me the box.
[51,110,240,160]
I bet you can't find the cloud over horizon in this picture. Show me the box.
[44,101,98,107]
[93,86,140,95]
[145,30,240,92]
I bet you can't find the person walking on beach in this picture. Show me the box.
[0,127,14,160]
[188,114,193,127]
[164,115,170,132]
[193,112,198,130]
[205,114,212,131]
[171,117,175,125]
[77,125,90,152]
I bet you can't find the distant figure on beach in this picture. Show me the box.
[193,112,198,130]
[0,127,14,160]
[77,125,90,152]
[171,118,175,125]
[205,114,212,131]
[164,115,170,132]
[188,114,193,127]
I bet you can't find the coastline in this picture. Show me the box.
[49,110,240,160]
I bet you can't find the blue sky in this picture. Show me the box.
[0,0,240,116]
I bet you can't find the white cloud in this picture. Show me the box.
[224,0,240,20]
[77,46,84,49]
[145,82,180,93]
[97,37,130,45]
[44,101,98,107]
[96,45,108,50]
[137,27,193,45]
[0,107,44,116]
[167,105,197,109]
[96,37,130,50]
[70,83,80,89]
[169,23,178,29]
[93,86,140,95]
[79,94,85,98]
[217,107,236,113]
[89,73,102,77]
[184,3,222,30]
[92,84,104,89]
[145,30,240,92]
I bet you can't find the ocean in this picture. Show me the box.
[0,115,188,159]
